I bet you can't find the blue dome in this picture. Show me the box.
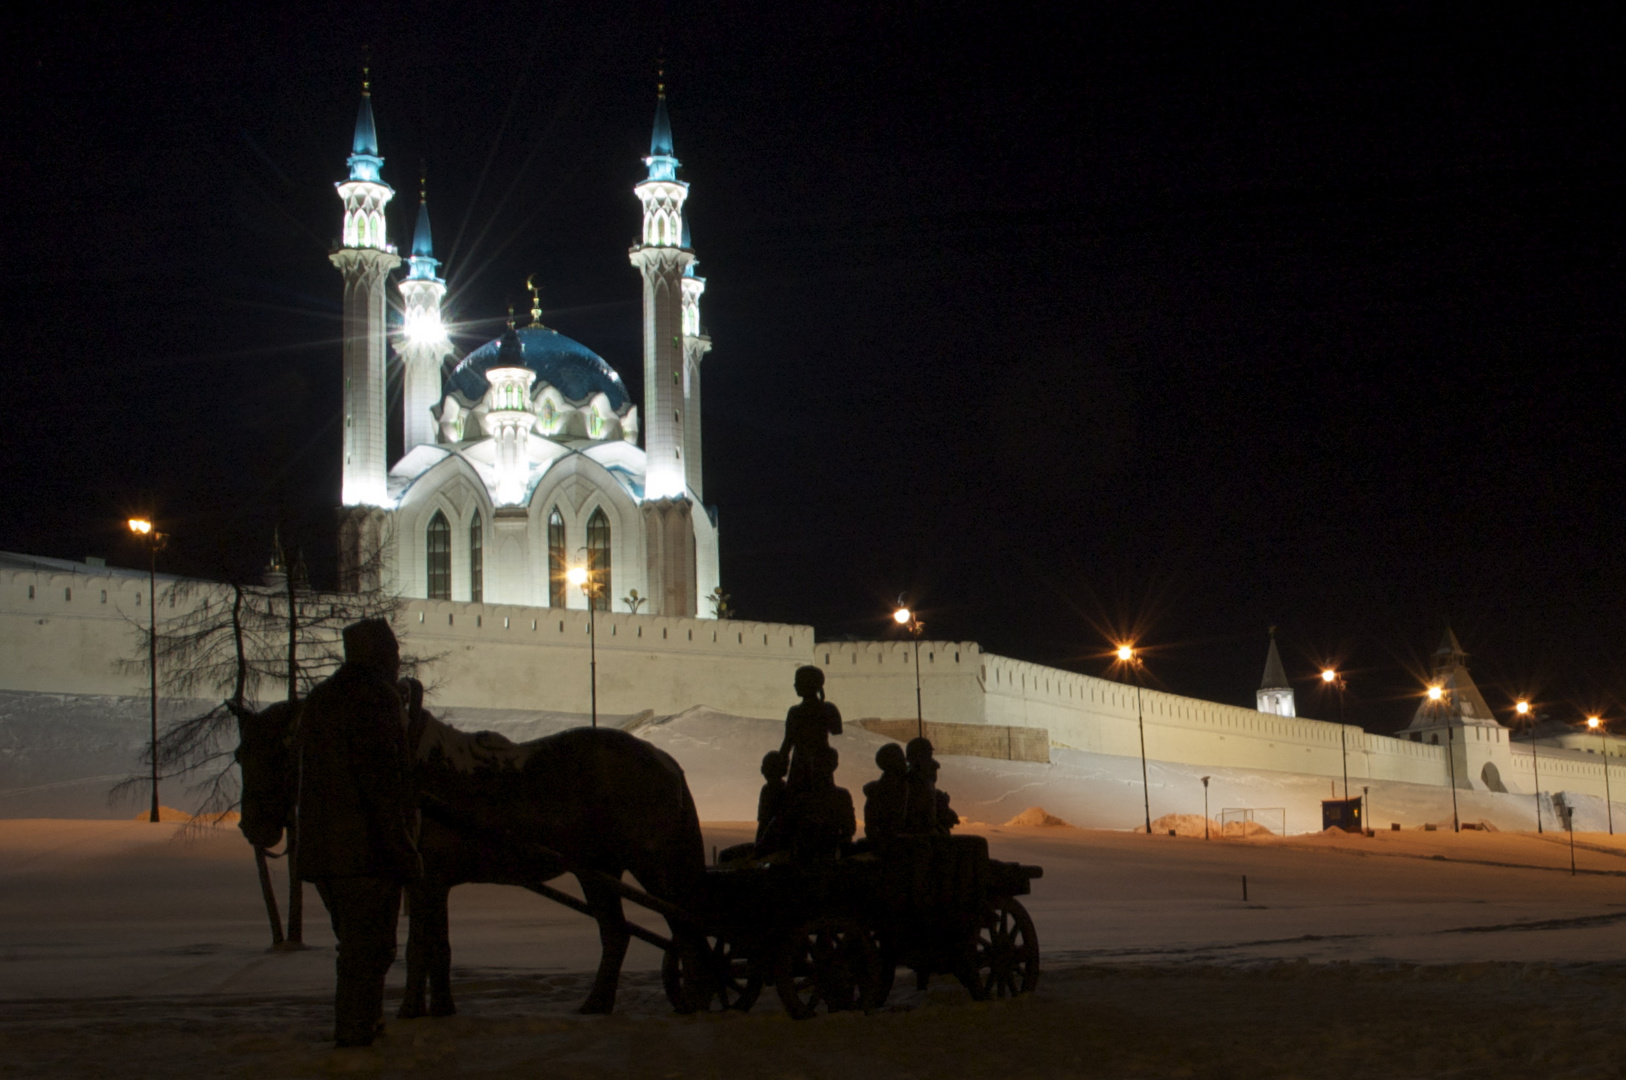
[449,326,629,410]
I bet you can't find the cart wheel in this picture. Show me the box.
[774,917,883,1020]
[959,896,1040,1000]
[663,932,761,1013]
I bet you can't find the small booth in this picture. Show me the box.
[1321,797,1364,833]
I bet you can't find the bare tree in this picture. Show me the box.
[115,526,432,945]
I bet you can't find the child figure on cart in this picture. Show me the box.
[780,665,843,798]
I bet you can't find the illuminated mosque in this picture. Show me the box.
[333,79,718,617]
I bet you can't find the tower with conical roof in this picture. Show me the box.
[332,71,400,512]
[1257,627,1296,716]
[629,82,702,616]
[397,177,450,452]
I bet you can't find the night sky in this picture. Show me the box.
[4,3,1624,734]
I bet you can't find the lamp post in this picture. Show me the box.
[1516,700,1542,834]
[893,602,925,740]
[1323,668,1349,801]
[567,563,598,728]
[1117,644,1153,835]
[128,517,167,823]
[1428,684,1460,833]
[1588,716,1613,836]
[1201,776,1211,840]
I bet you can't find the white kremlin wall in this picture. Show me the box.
[3,559,1621,816]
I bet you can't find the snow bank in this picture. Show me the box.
[1004,806,1073,828]
[6,689,1625,836]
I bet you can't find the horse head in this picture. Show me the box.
[233,699,300,850]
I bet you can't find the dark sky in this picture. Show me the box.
[3,3,1625,734]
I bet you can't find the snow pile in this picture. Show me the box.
[1003,806,1073,828]
[1137,813,1229,837]
[130,806,228,823]
[7,688,1626,836]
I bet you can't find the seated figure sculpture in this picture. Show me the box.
[861,742,909,851]
[754,750,789,856]
[787,745,856,861]
[903,737,959,836]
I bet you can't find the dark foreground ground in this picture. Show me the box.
[5,959,1624,1079]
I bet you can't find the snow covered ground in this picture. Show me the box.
[7,695,1626,1076]
[7,692,1611,834]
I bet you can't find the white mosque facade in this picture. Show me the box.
[334,83,717,618]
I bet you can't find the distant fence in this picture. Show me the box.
[856,719,1050,763]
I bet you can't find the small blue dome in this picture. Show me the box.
[449,326,629,410]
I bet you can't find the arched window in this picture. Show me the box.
[587,508,611,612]
[469,512,483,603]
[426,512,451,600]
[548,508,566,608]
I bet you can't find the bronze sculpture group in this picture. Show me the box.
[235,625,1038,1047]
[740,666,958,865]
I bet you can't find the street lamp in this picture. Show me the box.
[1201,776,1211,840]
[1428,683,1460,833]
[128,517,167,823]
[1322,668,1349,800]
[1587,716,1613,836]
[893,602,925,740]
[1516,700,1542,834]
[1116,643,1153,835]
[567,563,598,728]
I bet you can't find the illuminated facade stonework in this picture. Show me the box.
[334,85,719,616]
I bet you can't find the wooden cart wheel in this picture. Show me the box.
[959,896,1040,1000]
[774,917,883,1020]
[662,932,761,1013]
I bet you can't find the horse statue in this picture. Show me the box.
[234,684,707,1017]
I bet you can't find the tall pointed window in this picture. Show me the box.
[426,511,451,601]
[548,508,566,608]
[469,512,483,603]
[586,508,612,612]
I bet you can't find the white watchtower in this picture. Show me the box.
[1257,627,1297,717]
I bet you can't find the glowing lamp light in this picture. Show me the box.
[1116,644,1135,662]
[1321,668,1337,683]
[403,308,447,346]
[1515,700,1530,716]
[128,518,153,536]
[566,566,588,588]
[893,607,912,625]
[1427,685,1444,702]
[1588,716,1602,730]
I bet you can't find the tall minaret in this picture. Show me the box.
[397,176,450,451]
[1256,627,1296,717]
[628,83,694,502]
[331,72,401,508]
[679,217,712,499]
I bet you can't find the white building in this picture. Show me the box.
[334,79,718,618]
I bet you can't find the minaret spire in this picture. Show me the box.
[630,80,702,616]
[398,167,449,453]
[333,69,401,590]
[332,69,399,516]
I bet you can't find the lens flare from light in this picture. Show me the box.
[893,608,911,625]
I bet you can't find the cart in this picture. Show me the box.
[657,834,1043,1018]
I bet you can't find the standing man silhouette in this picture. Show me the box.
[297,618,419,1048]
